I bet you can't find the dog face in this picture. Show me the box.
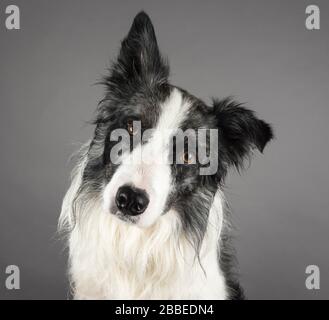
[80,12,273,236]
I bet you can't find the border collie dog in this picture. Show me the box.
[59,11,273,300]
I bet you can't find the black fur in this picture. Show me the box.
[213,98,273,170]
[103,11,170,105]
[74,11,273,300]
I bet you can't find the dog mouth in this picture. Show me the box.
[110,207,140,224]
[119,213,139,224]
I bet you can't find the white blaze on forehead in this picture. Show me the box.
[142,88,191,162]
[157,88,191,130]
[103,88,192,227]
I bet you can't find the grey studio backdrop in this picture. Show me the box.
[0,0,328,300]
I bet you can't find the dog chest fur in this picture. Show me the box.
[65,185,227,299]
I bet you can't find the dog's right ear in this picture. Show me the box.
[105,11,169,96]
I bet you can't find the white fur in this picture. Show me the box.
[103,88,192,228]
[59,89,228,299]
[60,165,227,299]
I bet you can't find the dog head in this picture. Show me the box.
[80,12,273,235]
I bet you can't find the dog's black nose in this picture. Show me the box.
[115,185,149,216]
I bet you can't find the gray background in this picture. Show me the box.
[0,0,328,300]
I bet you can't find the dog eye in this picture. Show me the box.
[127,120,138,136]
[181,152,195,165]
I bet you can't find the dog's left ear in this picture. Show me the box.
[105,11,169,95]
[213,98,273,168]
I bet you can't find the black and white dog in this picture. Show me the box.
[59,12,273,300]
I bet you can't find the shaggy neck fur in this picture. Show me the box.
[59,150,228,299]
